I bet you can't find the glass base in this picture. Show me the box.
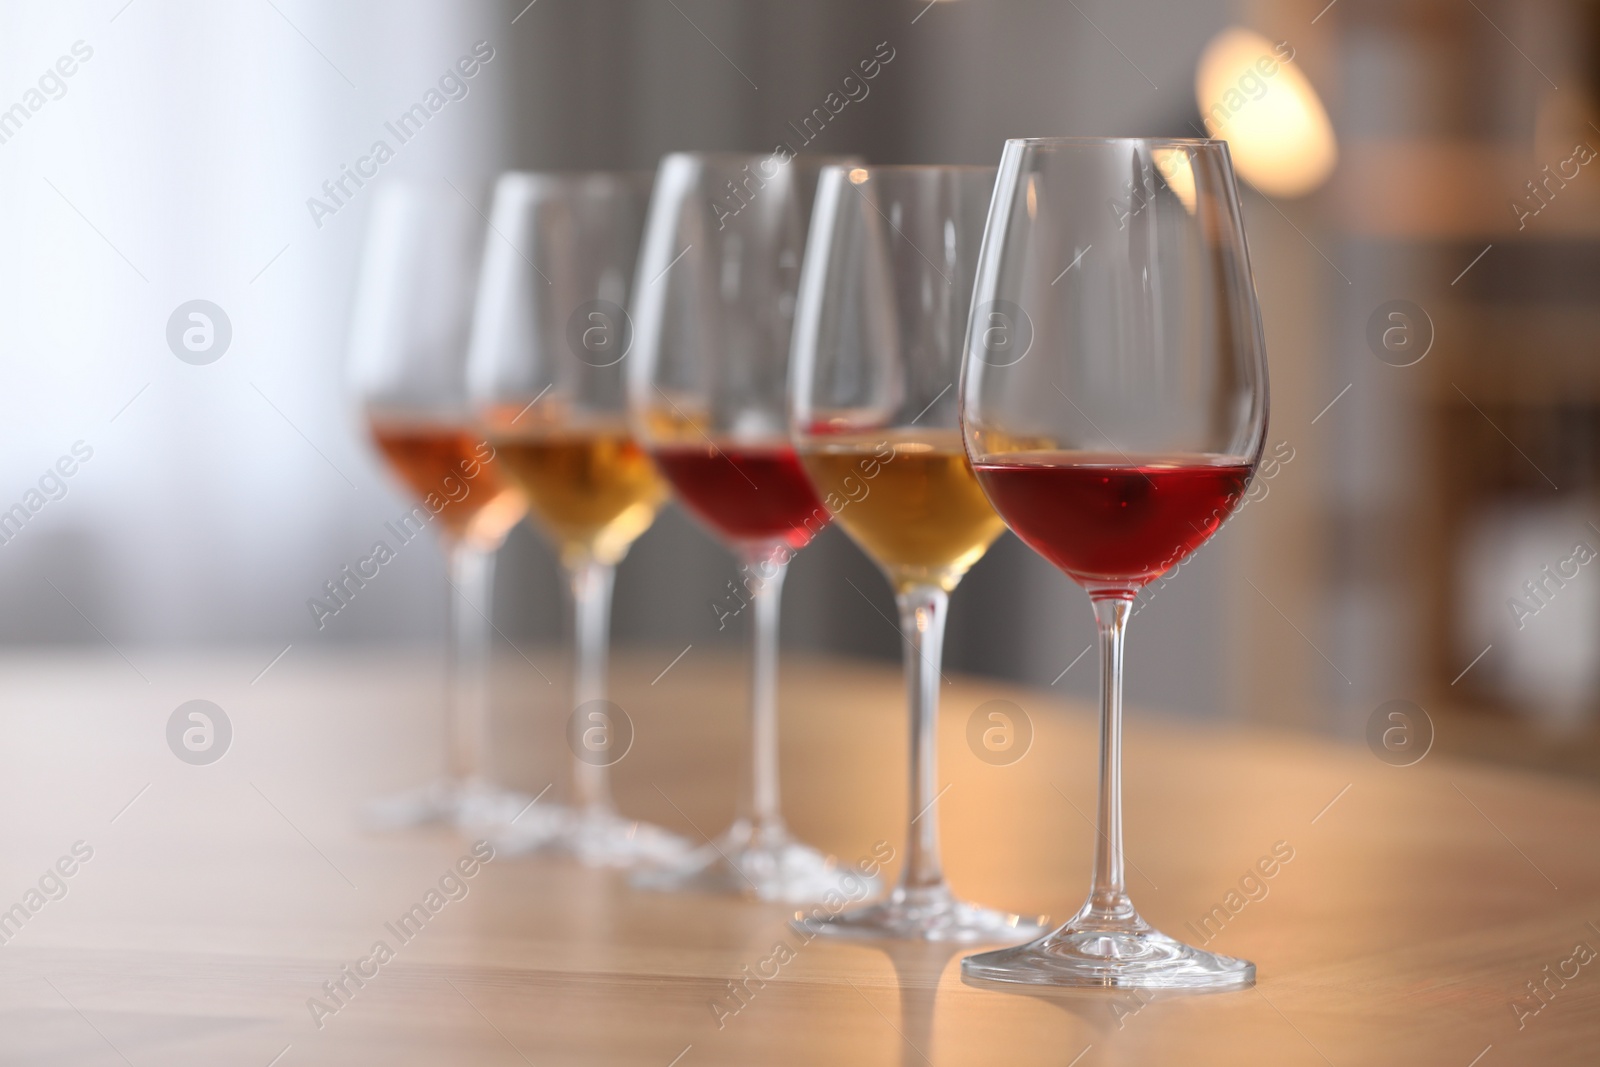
[489,805,694,869]
[456,788,569,836]
[631,819,879,904]
[362,778,534,830]
[961,906,1255,991]
[797,883,1050,943]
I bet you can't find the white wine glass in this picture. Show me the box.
[790,163,1050,942]
[469,170,690,867]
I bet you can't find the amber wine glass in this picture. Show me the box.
[468,170,689,867]
[961,138,1267,989]
[347,180,529,828]
[627,151,872,903]
[789,164,1048,940]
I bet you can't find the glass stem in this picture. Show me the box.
[739,545,790,836]
[445,542,496,787]
[897,583,949,893]
[1086,593,1136,924]
[569,558,617,816]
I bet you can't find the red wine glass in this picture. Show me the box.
[960,138,1269,989]
[627,151,873,903]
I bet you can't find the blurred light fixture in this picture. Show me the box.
[1195,27,1337,198]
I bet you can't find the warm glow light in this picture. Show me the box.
[1195,28,1337,198]
[1152,147,1197,213]
[848,167,870,184]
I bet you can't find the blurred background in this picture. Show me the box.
[1,0,1597,777]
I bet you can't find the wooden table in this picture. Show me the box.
[2,646,1598,1065]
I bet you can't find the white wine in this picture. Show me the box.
[490,425,666,567]
[801,431,1005,591]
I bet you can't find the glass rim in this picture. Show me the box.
[820,162,997,174]
[1004,135,1227,149]
[659,149,861,166]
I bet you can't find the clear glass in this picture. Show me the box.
[959,138,1268,989]
[347,180,530,828]
[790,165,1047,941]
[467,170,689,867]
[627,150,874,902]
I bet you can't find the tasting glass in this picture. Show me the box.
[627,151,872,902]
[960,138,1268,989]
[790,164,1048,941]
[468,170,689,867]
[347,180,529,828]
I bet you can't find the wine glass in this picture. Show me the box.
[789,163,1049,942]
[468,170,690,867]
[627,150,873,902]
[960,138,1268,989]
[347,180,530,828]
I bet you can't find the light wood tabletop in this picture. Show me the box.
[1,645,1598,1065]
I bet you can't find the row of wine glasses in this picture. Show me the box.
[347,137,1269,991]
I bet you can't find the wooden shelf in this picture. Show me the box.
[1335,139,1600,240]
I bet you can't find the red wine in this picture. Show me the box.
[652,443,830,549]
[974,454,1253,587]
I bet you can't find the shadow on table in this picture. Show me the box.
[871,941,964,1067]
[863,939,1237,1062]
[960,967,1244,1036]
